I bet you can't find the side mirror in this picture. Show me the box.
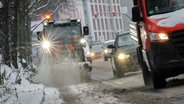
[132,6,142,22]
[37,31,42,40]
[107,44,115,49]
[83,26,89,35]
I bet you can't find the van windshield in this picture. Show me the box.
[146,0,184,16]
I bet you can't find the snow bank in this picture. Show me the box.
[0,60,63,104]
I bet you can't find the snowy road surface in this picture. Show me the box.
[31,58,184,104]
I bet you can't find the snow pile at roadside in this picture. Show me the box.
[0,56,63,104]
[68,83,121,104]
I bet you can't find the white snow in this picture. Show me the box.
[0,58,63,104]
[31,20,44,33]
[68,83,123,104]
[150,8,184,27]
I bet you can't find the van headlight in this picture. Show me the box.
[149,32,169,41]
[118,53,130,60]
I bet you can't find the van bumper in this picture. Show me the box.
[148,42,184,77]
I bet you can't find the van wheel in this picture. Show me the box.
[137,48,152,86]
[151,72,166,89]
[141,62,152,86]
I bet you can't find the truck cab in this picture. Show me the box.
[130,0,184,89]
[37,18,93,73]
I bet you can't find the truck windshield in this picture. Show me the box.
[44,24,81,52]
[45,24,81,44]
[146,0,184,16]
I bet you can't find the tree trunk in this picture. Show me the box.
[17,0,31,65]
[1,0,11,66]
[9,0,18,68]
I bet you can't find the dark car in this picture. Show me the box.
[108,32,139,78]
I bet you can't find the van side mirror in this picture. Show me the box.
[83,26,89,35]
[132,6,142,22]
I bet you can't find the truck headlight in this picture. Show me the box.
[118,53,130,60]
[149,32,169,41]
[42,40,51,50]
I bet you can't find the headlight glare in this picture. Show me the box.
[80,38,86,44]
[42,40,51,50]
[159,33,169,40]
[90,52,95,57]
[149,32,169,41]
[118,53,130,60]
[104,49,108,53]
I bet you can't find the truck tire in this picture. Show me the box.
[151,71,166,89]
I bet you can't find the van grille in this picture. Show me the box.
[170,30,184,58]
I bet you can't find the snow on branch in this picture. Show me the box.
[28,0,40,9]
[29,0,51,16]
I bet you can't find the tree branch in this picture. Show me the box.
[29,0,51,16]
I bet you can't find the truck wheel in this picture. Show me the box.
[151,72,166,89]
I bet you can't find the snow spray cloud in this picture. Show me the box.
[36,54,87,88]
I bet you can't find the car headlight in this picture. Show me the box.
[118,53,130,60]
[86,51,95,57]
[104,49,109,53]
[80,38,86,44]
[149,32,169,41]
[42,40,51,50]
[90,52,95,57]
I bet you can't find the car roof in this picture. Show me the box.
[104,40,115,44]
[118,31,130,36]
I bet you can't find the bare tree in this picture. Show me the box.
[9,0,18,68]
[0,0,81,68]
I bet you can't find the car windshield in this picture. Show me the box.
[146,0,184,16]
[117,34,133,47]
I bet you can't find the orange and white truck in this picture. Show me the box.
[130,0,184,89]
